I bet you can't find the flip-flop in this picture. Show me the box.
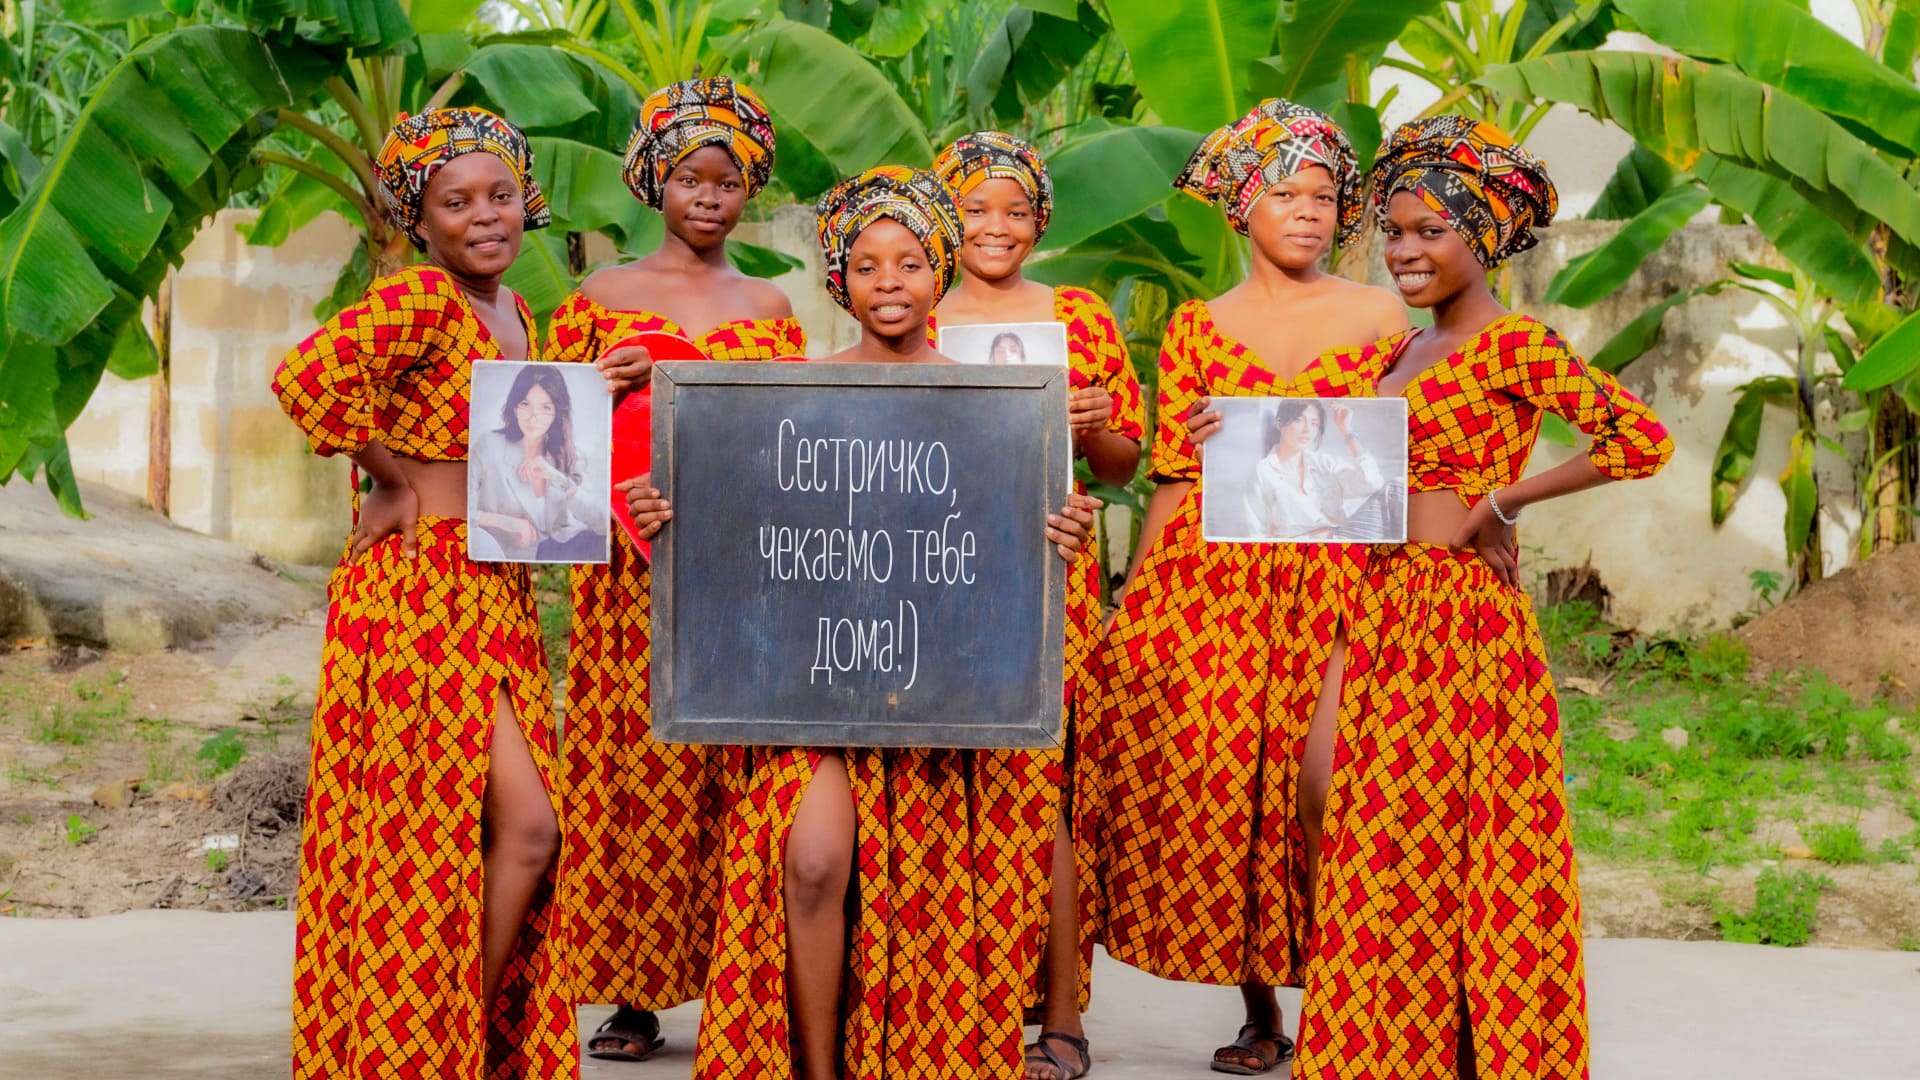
[585,1005,665,1062]
[1209,1022,1294,1075]
[1024,1030,1092,1080]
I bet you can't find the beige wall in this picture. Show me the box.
[66,209,357,566]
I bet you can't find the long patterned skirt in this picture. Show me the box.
[1076,492,1361,987]
[694,746,1058,1078]
[1297,544,1588,1080]
[291,518,576,1080]
[560,528,743,1008]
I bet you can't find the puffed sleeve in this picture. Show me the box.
[1486,318,1674,481]
[270,266,456,457]
[547,291,605,365]
[1060,287,1145,444]
[778,317,808,357]
[1150,302,1206,483]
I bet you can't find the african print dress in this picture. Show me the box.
[548,292,805,1009]
[687,292,1132,1076]
[273,265,576,1079]
[1077,298,1382,990]
[1296,314,1672,1080]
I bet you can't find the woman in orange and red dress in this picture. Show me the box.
[273,108,576,1079]
[1076,99,1406,1075]
[928,130,1144,1080]
[547,76,802,1063]
[1296,116,1674,1080]
[627,166,1097,1080]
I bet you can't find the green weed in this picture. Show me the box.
[1805,822,1871,865]
[195,729,248,777]
[1899,935,1920,952]
[63,814,97,845]
[136,717,185,787]
[205,849,230,873]
[1715,867,1832,946]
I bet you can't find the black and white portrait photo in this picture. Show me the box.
[935,320,1069,368]
[1201,396,1408,544]
[467,360,612,564]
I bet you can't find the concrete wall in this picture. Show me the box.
[66,209,358,567]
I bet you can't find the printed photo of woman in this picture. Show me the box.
[471,362,611,563]
[1243,400,1384,540]
[988,331,1028,365]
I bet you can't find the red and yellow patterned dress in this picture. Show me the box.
[547,292,805,1010]
[1297,313,1673,1080]
[1076,299,1382,990]
[272,265,576,1079]
[691,290,1133,1078]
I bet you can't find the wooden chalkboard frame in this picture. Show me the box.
[650,360,1072,749]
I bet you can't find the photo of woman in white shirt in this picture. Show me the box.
[471,364,609,562]
[1242,399,1384,540]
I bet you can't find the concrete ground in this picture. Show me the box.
[3,911,1917,1078]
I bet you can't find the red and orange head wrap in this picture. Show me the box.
[623,77,776,210]
[815,166,964,313]
[1174,98,1362,243]
[931,131,1054,239]
[376,107,550,249]
[1369,115,1558,268]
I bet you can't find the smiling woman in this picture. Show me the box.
[271,107,578,1079]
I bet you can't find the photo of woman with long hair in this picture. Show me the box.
[471,363,608,562]
[1242,400,1384,541]
[989,330,1029,365]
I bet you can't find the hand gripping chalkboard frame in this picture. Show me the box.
[650,360,1071,750]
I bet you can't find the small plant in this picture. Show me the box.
[135,717,183,786]
[205,849,231,873]
[196,729,248,777]
[63,814,98,845]
[4,761,58,788]
[1716,867,1833,947]
[1899,935,1920,953]
[1805,822,1872,865]
[1747,569,1785,611]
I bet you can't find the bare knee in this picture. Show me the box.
[785,835,852,919]
[1297,770,1330,837]
[487,797,561,872]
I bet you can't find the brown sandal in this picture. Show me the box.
[1025,1031,1091,1080]
[1210,1022,1294,1075]
[586,1006,664,1062]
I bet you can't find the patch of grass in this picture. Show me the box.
[63,814,97,845]
[1805,821,1872,865]
[195,729,248,777]
[135,717,186,787]
[1716,867,1832,947]
[3,761,58,788]
[533,563,571,691]
[1899,935,1920,952]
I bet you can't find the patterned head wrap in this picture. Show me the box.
[1173,98,1362,244]
[815,166,964,313]
[622,77,777,209]
[931,130,1054,239]
[1369,114,1559,268]
[376,108,550,250]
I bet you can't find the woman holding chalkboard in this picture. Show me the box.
[621,165,1100,1080]
[271,109,575,1077]
[1077,100,1407,1075]
[545,77,804,1063]
[929,131,1144,1080]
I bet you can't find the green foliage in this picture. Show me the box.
[205,848,231,873]
[1804,821,1871,865]
[196,728,248,776]
[63,812,98,845]
[1716,867,1832,946]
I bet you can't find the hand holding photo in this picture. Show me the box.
[935,320,1068,369]
[1200,396,1408,544]
[468,360,613,564]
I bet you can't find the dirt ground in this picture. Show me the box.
[3,609,1918,950]
[1740,542,1920,708]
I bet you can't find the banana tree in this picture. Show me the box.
[1480,0,1920,576]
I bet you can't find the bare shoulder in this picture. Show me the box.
[741,275,796,320]
[1351,281,1412,334]
[578,261,656,309]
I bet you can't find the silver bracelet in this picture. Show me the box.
[1487,490,1521,526]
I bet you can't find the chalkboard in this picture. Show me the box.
[650,361,1071,749]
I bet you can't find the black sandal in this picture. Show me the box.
[585,1005,665,1062]
[1210,1022,1294,1075]
[1024,1031,1091,1080]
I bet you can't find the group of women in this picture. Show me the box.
[272,74,1673,1080]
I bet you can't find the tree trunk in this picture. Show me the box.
[1870,399,1918,551]
[146,274,173,517]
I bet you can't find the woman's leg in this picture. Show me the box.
[481,685,562,1011]
[785,752,856,1080]
[1025,808,1090,1079]
[1297,632,1348,932]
